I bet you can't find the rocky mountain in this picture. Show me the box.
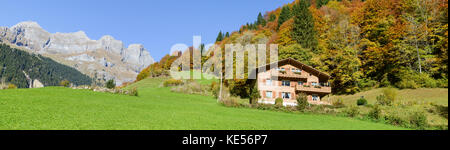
[0,21,154,85]
[0,44,92,88]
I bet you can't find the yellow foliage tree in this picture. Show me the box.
[276,18,295,46]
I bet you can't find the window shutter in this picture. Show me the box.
[278,81,282,86]
[262,79,266,84]
[262,91,266,98]
[291,92,295,99]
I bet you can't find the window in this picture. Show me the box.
[298,81,304,86]
[277,67,285,71]
[311,82,318,86]
[265,91,272,98]
[312,94,319,101]
[266,79,272,86]
[282,92,291,99]
[291,68,301,73]
[282,80,290,86]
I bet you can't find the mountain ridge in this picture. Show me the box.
[0,21,155,85]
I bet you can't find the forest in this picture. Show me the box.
[210,0,448,96]
[0,44,92,88]
[137,0,447,96]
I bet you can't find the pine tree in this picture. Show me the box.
[216,31,223,42]
[291,0,318,51]
[256,12,266,27]
[268,13,277,22]
[225,32,230,38]
[278,5,292,30]
[316,0,330,8]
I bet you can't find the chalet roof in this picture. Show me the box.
[250,58,331,81]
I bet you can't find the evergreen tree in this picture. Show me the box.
[291,0,318,51]
[247,23,257,30]
[225,32,230,38]
[268,13,277,22]
[216,31,223,42]
[316,0,330,8]
[256,12,266,27]
[106,79,116,89]
[278,5,292,30]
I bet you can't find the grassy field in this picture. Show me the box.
[0,78,406,130]
[326,88,448,106]
[325,88,448,129]
[169,70,218,85]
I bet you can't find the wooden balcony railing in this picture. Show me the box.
[295,85,331,93]
[270,70,308,79]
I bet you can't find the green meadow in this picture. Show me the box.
[0,78,406,130]
[327,88,448,106]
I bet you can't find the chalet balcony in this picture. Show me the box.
[295,85,331,93]
[270,70,308,79]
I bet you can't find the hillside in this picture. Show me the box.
[200,0,448,97]
[0,77,405,130]
[0,44,92,88]
[327,88,448,106]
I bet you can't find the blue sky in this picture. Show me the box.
[0,0,294,61]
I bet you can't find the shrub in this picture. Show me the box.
[220,94,240,107]
[128,87,138,96]
[344,106,360,117]
[368,104,382,120]
[308,105,338,114]
[383,88,397,102]
[106,79,116,89]
[249,85,261,105]
[386,113,407,126]
[376,88,397,106]
[310,105,324,113]
[396,72,443,89]
[163,78,183,87]
[423,78,438,88]
[358,78,377,90]
[380,73,390,87]
[59,80,70,87]
[356,96,368,106]
[296,93,308,111]
[409,111,428,129]
[332,98,345,108]
[414,73,438,88]
[395,79,418,89]
[376,94,391,106]
[275,98,283,107]
[7,83,17,89]
[210,81,220,98]
[436,78,448,88]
